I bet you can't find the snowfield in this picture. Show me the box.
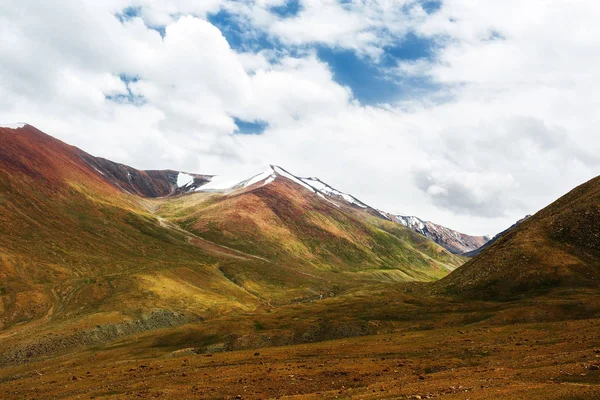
[176,172,195,188]
[198,166,276,191]
[0,123,26,129]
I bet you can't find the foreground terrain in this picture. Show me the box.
[1,287,600,399]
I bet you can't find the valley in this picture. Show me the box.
[0,125,599,399]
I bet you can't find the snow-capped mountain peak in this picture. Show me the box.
[193,165,375,211]
[297,176,369,209]
[0,122,27,129]
[195,166,278,192]
[191,164,489,254]
[390,214,489,254]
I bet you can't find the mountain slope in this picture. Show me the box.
[0,125,261,330]
[0,125,463,357]
[238,167,489,255]
[439,175,600,299]
[80,154,210,197]
[463,215,530,257]
[156,165,465,299]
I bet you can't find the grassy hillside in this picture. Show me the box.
[0,127,263,333]
[439,175,600,299]
[155,177,464,293]
[0,125,464,363]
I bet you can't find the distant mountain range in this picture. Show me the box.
[114,159,491,255]
[77,138,493,256]
[384,215,490,254]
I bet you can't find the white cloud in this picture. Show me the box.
[239,55,353,124]
[1,0,600,237]
[228,0,425,59]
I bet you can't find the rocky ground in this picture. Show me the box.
[1,315,599,399]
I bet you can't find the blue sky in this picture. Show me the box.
[115,0,443,112]
[316,33,437,105]
[270,0,302,17]
[233,117,268,135]
[207,4,439,108]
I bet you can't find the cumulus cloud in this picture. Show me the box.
[226,0,431,59]
[1,0,599,236]
[413,167,514,217]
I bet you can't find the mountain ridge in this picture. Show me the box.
[463,215,530,257]
[0,124,464,337]
[386,214,490,254]
[2,124,600,400]
[439,175,600,299]
[190,164,490,254]
[2,124,491,255]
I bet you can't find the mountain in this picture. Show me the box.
[440,175,600,299]
[80,154,211,197]
[155,164,465,304]
[0,124,260,331]
[2,125,600,400]
[0,124,463,343]
[387,215,490,254]
[462,215,530,257]
[221,168,489,255]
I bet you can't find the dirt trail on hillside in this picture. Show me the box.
[139,198,272,263]
[154,212,272,264]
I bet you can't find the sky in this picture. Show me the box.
[1,0,599,236]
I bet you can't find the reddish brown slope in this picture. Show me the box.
[158,173,465,291]
[0,124,118,195]
[79,154,210,197]
[0,125,256,331]
[0,124,208,198]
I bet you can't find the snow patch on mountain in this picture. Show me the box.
[393,215,489,254]
[0,123,26,129]
[243,170,276,188]
[317,192,341,207]
[177,172,195,188]
[198,166,277,192]
[396,215,426,231]
[271,166,316,192]
[263,175,276,186]
[297,176,369,209]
